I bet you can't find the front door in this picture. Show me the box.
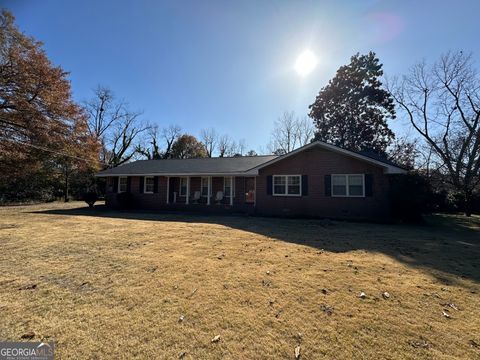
[245,177,255,204]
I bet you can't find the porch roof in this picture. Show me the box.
[96,155,278,177]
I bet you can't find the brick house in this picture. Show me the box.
[96,141,406,221]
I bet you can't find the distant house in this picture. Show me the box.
[96,141,406,221]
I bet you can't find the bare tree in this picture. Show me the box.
[84,86,123,139]
[236,138,246,156]
[388,51,480,216]
[161,124,181,159]
[268,111,315,154]
[136,125,163,160]
[297,116,315,146]
[218,134,233,157]
[105,111,149,167]
[84,86,148,167]
[200,127,218,157]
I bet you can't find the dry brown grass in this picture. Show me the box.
[0,202,479,359]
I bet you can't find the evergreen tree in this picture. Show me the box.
[309,52,395,154]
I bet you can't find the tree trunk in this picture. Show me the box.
[64,168,69,203]
[464,190,472,217]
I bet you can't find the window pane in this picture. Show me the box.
[180,178,187,196]
[224,177,233,196]
[287,176,300,194]
[273,176,286,195]
[288,185,300,194]
[332,175,346,186]
[274,176,286,185]
[288,176,300,185]
[145,177,154,192]
[348,175,363,196]
[332,175,346,196]
[119,178,127,192]
[201,178,209,196]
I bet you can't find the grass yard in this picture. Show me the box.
[0,202,479,359]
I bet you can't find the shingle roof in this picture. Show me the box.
[96,155,278,176]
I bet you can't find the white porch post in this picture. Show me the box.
[186,177,190,205]
[230,176,234,206]
[166,176,170,204]
[207,176,211,205]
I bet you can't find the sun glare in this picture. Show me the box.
[294,50,317,77]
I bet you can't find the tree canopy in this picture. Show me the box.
[170,134,207,159]
[0,10,99,202]
[309,52,396,154]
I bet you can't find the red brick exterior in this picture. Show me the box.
[104,146,393,221]
[256,146,391,221]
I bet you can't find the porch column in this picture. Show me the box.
[186,176,190,205]
[207,176,211,205]
[230,176,234,206]
[166,176,170,204]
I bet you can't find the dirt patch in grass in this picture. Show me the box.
[0,202,479,359]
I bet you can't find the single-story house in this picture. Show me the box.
[96,140,407,221]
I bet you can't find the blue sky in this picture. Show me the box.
[5,0,480,152]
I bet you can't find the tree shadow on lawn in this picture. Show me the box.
[30,205,480,286]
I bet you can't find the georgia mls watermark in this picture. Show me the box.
[0,342,54,360]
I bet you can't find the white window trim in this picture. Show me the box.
[272,175,302,197]
[201,177,209,197]
[223,177,235,198]
[144,176,154,194]
[179,177,187,197]
[331,174,365,198]
[118,177,128,193]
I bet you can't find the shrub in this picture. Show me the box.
[116,192,135,209]
[83,191,98,208]
[388,173,433,223]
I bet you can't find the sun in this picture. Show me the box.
[294,50,317,77]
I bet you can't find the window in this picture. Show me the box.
[201,177,209,197]
[224,177,234,197]
[118,177,127,193]
[179,177,187,196]
[273,175,301,196]
[332,174,365,197]
[144,176,154,193]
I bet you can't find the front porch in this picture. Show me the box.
[166,176,256,208]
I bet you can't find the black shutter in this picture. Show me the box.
[324,175,331,196]
[302,175,308,196]
[139,176,144,193]
[267,175,272,195]
[153,176,159,193]
[126,177,132,193]
[365,174,373,196]
[112,177,118,193]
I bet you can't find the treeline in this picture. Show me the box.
[1,9,479,216]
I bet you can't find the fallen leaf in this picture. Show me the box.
[211,335,221,343]
[409,339,430,349]
[21,332,35,339]
[19,284,37,291]
[295,345,301,359]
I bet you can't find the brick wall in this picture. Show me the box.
[255,147,391,221]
